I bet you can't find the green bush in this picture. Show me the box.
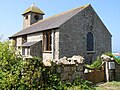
[85,60,102,70]
[0,41,23,89]
[0,40,64,89]
[67,76,95,90]
[105,53,120,64]
[0,40,95,90]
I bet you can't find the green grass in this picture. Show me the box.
[96,81,120,90]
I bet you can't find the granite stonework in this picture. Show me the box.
[115,63,120,81]
[43,55,85,82]
[43,52,52,61]
[16,37,22,46]
[30,41,42,57]
[27,32,43,42]
[58,64,84,82]
[23,13,44,29]
[9,4,112,64]
[59,5,111,64]
[54,29,60,60]
[58,57,84,82]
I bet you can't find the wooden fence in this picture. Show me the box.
[84,66,105,84]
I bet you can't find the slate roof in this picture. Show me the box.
[22,41,39,47]
[10,4,90,38]
[22,3,45,15]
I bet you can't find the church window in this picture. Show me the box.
[87,32,94,51]
[43,31,52,51]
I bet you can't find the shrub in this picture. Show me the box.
[67,76,95,90]
[0,41,23,89]
[0,40,95,90]
[105,53,120,64]
[85,60,102,70]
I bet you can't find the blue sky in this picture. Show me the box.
[0,0,120,52]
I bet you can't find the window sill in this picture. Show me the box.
[43,51,52,53]
[87,51,95,54]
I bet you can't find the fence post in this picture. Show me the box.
[105,60,116,82]
[105,61,109,82]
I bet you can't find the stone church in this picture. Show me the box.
[9,4,112,64]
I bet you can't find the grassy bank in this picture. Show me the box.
[96,81,120,90]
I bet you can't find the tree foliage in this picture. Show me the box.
[0,40,63,89]
[85,60,103,70]
[105,53,120,64]
[0,40,95,90]
[0,40,23,89]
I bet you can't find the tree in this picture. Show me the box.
[0,40,23,89]
[0,40,94,90]
[0,40,48,89]
[0,40,45,89]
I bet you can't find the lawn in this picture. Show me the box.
[96,81,120,90]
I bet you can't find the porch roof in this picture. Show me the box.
[22,41,39,47]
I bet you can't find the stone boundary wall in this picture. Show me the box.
[115,62,120,81]
[43,55,85,82]
[56,64,84,82]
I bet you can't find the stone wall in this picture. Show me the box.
[101,54,119,81]
[23,13,43,29]
[16,37,22,54]
[57,64,84,82]
[59,5,112,64]
[16,37,22,46]
[27,32,43,42]
[104,61,120,81]
[43,52,52,61]
[58,55,84,82]
[115,62,120,81]
[43,55,85,82]
[54,29,59,60]
[101,54,115,81]
[30,41,42,58]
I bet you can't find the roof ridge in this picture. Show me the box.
[43,4,90,21]
[43,4,90,20]
[10,4,91,38]
[23,4,90,30]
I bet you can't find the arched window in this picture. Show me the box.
[43,31,52,51]
[34,15,39,20]
[87,32,94,51]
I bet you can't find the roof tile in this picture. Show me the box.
[10,4,90,38]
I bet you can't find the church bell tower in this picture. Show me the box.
[22,3,45,29]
